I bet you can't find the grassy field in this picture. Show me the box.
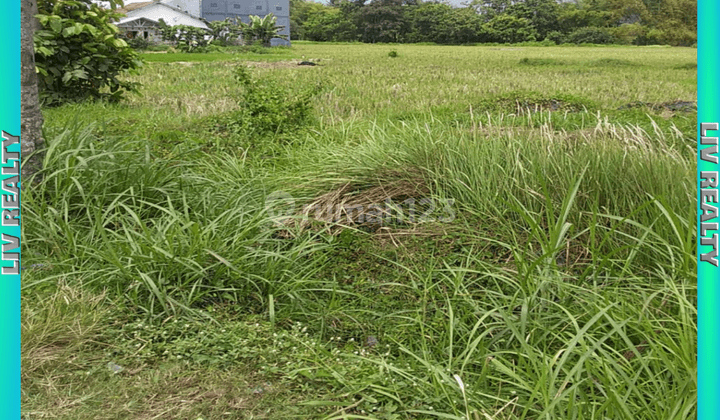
[23,43,697,419]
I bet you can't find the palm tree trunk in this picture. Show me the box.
[21,0,45,183]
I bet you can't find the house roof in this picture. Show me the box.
[114,2,209,29]
[116,1,201,20]
[116,16,159,26]
[116,1,154,14]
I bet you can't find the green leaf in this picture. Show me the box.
[72,69,88,79]
[113,38,128,48]
[50,18,63,34]
[36,46,53,56]
[61,26,76,37]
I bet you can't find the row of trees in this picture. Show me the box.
[290,0,697,46]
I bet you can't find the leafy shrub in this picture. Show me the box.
[126,36,150,51]
[207,17,243,46]
[248,41,272,54]
[226,66,322,135]
[157,20,211,52]
[608,23,647,45]
[34,0,142,106]
[566,27,613,45]
[244,14,289,46]
[388,50,398,58]
[483,15,538,44]
[545,30,566,45]
[635,26,696,47]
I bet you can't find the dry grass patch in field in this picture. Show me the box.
[22,282,109,382]
[276,169,432,237]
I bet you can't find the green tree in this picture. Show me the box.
[244,14,289,46]
[405,2,453,43]
[649,0,696,45]
[558,6,613,33]
[157,20,212,52]
[207,17,243,46]
[471,0,512,20]
[444,7,486,44]
[290,0,329,39]
[34,0,142,106]
[304,6,357,41]
[356,0,408,43]
[483,14,537,43]
[506,0,560,39]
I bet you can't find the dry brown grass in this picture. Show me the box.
[22,282,109,382]
[277,169,431,237]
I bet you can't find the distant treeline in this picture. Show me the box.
[289,0,696,46]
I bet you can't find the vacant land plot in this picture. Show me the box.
[24,43,696,420]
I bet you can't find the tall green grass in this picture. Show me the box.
[25,44,697,419]
[23,122,334,320]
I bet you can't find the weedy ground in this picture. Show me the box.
[23,42,696,419]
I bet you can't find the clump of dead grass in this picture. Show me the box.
[277,169,432,237]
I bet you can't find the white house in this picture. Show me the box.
[115,0,290,46]
[115,1,209,42]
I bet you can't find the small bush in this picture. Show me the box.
[157,20,211,52]
[226,66,322,135]
[537,38,556,47]
[35,0,142,106]
[567,27,613,45]
[483,15,538,43]
[635,27,696,47]
[519,57,566,66]
[609,23,647,45]
[545,31,567,45]
[126,36,150,51]
[249,41,271,54]
[388,50,398,58]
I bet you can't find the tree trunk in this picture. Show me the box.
[21,0,45,183]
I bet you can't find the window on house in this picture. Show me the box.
[234,3,241,8]
[276,6,282,10]
[210,3,218,7]
[256,5,263,9]
[143,31,148,39]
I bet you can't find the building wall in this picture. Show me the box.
[121,25,164,43]
[201,0,290,46]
